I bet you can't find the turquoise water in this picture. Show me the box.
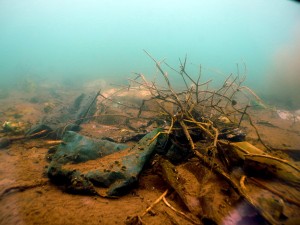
[0,0,300,107]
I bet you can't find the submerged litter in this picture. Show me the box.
[276,109,300,122]
[47,129,165,197]
[1,53,299,225]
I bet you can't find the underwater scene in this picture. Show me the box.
[0,0,300,224]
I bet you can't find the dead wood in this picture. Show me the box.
[0,179,49,200]
[91,52,299,224]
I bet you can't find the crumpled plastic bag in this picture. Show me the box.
[47,128,164,197]
[27,92,98,139]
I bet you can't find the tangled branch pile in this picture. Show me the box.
[95,51,300,225]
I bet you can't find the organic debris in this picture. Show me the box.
[106,51,299,224]
[1,52,299,225]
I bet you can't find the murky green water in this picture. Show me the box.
[0,0,299,108]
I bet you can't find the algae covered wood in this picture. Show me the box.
[220,141,300,187]
[244,154,300,187]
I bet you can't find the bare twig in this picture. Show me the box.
[141,189,168,217]
[162,197,201,225]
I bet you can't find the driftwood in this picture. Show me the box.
[121,51,300,224]
[0,129,48,149]
[159,157,203,217]
[0,179,49,200]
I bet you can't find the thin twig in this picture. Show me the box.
[162,197,201,225]
[141,189,168,217]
